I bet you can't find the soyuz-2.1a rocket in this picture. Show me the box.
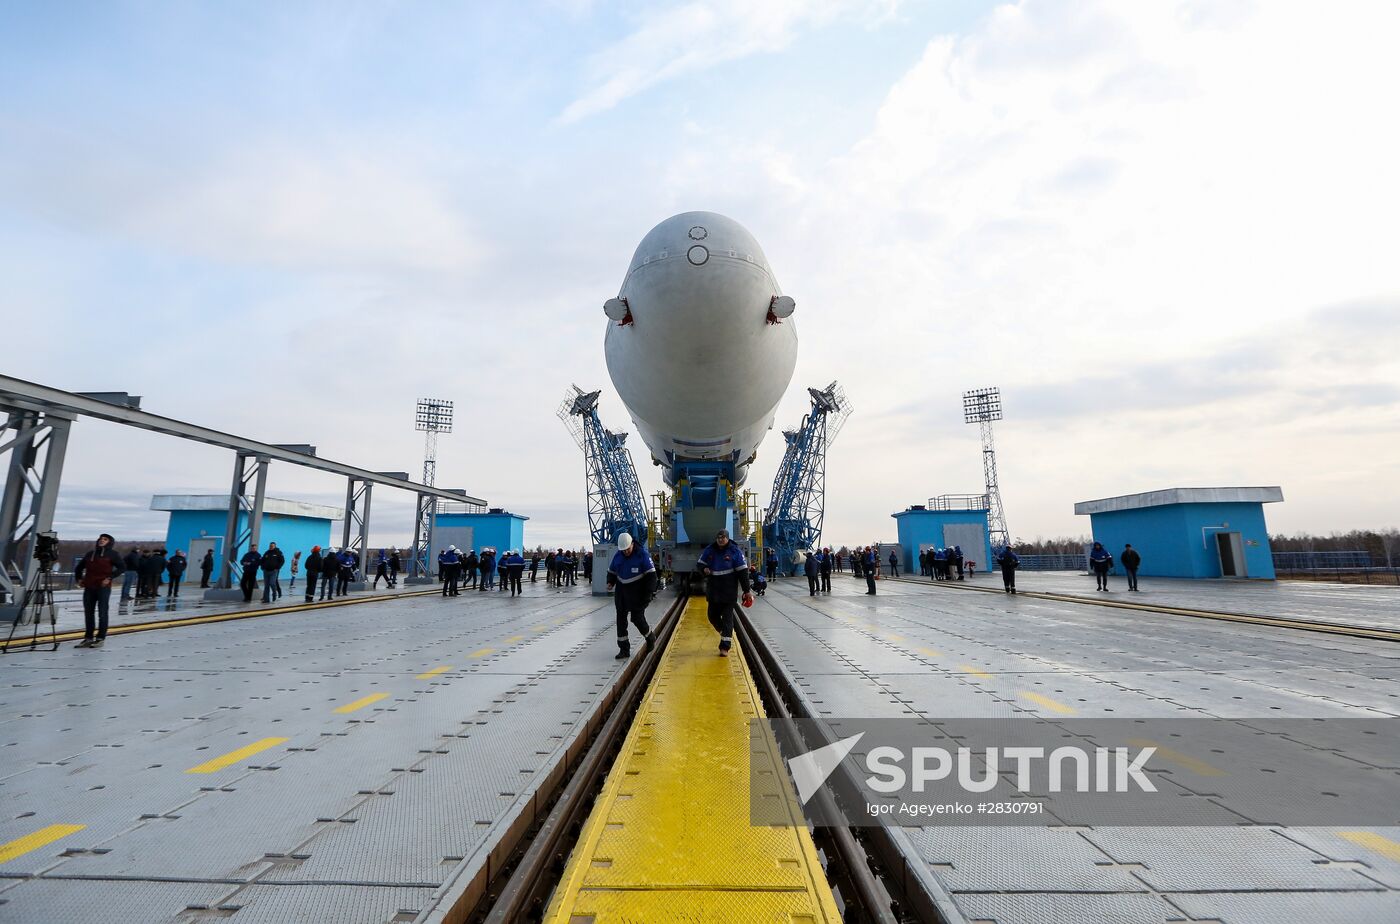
[602,211,797,492]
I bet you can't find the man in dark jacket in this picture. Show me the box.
[319,548,337,601]
[607,533,657,658]
[529,552,540,583]
[819,548,832,593]
[464,550,479,589]
[260,542,285,602]
[503,549,526,596]
[199,549,214,588]
[440,547,460,596]
[336,549,354,596]
[997,546,1020,594]
[697,530,753,656]
[240,545,262,602]
[888,550,899,578]
[1089,542,1113,591]
[803,551,818,595]
[388,549,401,587]
[953,546,964,581]
[121,547,141,600]
[863,546,877,595]
[304,546,323,602]
[166,550,188,598]
[74,533,125,648]
[1121,544,1142,592]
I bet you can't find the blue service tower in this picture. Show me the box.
[764,382,852,575]
[558,385,649,546]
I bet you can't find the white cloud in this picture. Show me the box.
[558,0,902,123]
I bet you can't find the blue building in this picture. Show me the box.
[432,509,529,565]
[151,494,342,580]
[1074,487,1283,579]
[891,496,994,575]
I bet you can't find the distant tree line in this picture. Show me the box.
[1270,529,1400,567]
[1010,537,1090,555]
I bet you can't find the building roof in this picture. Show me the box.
[1074,486,1284,516]
[151,494,345,520]
[435,509,530,521]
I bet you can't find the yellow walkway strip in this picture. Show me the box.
[1020,692,1078,715]
[186,737,289,774]
[470,647,495,658]
[416,665,452,679]
[917,646,943,658]
[1340,831,1400,862]
[504,635,525,644]
[958,665,992,679]
[1125,739,1225,777]
[543,598,841,922]
[334,692,389,714]
[0,824,85,865]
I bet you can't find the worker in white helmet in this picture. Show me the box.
[607,532,657,659]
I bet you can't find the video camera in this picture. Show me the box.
[33,531,59,568]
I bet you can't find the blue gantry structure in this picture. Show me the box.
[763,382,851,574]
[558,385,649,546]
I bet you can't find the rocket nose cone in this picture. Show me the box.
[626,211,772,280]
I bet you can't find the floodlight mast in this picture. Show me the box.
[412,398,454,577]
[963,386,1010,551]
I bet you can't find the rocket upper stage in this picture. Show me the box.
[603,212,798,487]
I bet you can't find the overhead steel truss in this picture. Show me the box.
[0,374,483,610]
[558,386,648,546]
[764,382,851,572]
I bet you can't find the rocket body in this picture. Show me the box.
[604,212,797,486]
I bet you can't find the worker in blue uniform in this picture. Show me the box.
[996,546,1020,594]
[501,549,526,596]
[862,546,877,595]
[697,529,753,655]
[607,532,657,659]
[1089,542,1113,590]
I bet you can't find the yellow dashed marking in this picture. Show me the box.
[416,665,452,679]
[958,665,992,679]
[505,635,525,644]
[1020,692,1078,715]
[1125,739,1225,777]
[917,646,942,658]
[470,647,495,657]
[0,824,86,864]
[334,693,389,714]
[186,737,289,774]
[1340,831,1400,862]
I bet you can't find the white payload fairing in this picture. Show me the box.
[603,211,797,487]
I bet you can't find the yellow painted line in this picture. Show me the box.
[470,647,495,658]
[504,635,525,644]
[885,634,905,642]
[1340,831,1400,862]
[917,646,943,658]
[958,665,992,679]
[542,598,841,922]
[1126,739,1225,777]
[334,692,389,714]
[186,737,289,774]
[416,665,452,679]
[0,824,86,865]
[1020,692,1078,715]
[532,625,547,632]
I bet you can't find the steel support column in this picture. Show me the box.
[408,492,434,582]
[216,452,269,589]
[0,410,72,615]
[342,478,373,564]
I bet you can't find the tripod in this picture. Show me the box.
[2,566,59,653]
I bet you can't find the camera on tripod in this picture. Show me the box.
[33,531,59,570]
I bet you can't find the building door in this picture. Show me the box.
[943,524,987,568]
[188,537,220,581]
[1216,532,1246,577]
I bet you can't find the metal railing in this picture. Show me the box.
[1015,553,1085,571]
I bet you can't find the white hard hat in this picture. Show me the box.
[617,532,633,550]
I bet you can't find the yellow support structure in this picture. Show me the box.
[543,599,841,922]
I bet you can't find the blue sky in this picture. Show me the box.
[3,0,1398,547]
